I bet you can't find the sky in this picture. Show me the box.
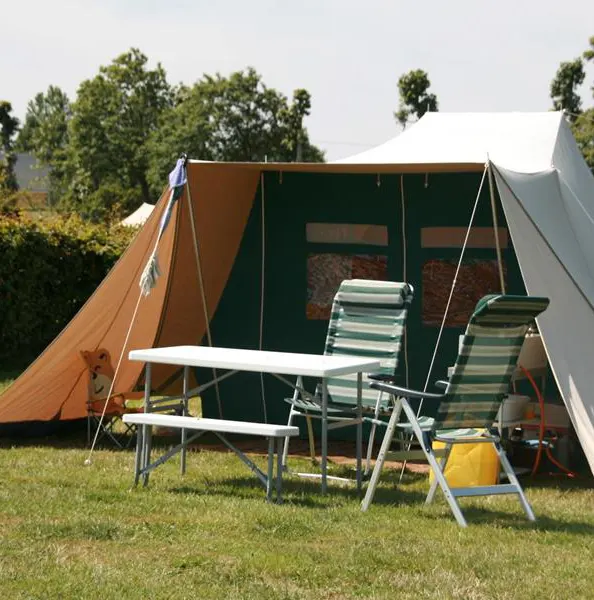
[3,0,593,160]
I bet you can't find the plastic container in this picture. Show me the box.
[430,435,500,487]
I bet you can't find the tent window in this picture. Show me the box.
[421,227,508,249]
[306,223,388,246]
[307,253,388,319]
[422,259,507,327]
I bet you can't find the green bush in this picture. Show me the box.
[0,214,136,366]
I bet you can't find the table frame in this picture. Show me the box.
[131,346,380,494]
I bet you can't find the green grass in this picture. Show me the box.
[1,370,593,599]
[0,440,592,600]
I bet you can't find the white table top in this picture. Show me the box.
[129,345,381,377]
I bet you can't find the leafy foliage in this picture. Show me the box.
[395,69,438,128]
[61,48,173,219]
[147,68,323,194]
[16,86,71,204]
[0,101,19,193]
[551,35,594,172]
[550,59,585,119]
[0,215,135,364]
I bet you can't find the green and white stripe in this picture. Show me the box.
[322,279,413,408]
[435,295,549,430]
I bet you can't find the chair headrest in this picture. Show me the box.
[471,295,550,326]
[336,279,414,307]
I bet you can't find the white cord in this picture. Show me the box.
[259,173,268,422]
[85,272,148,464]
[400,175,409,387]
[419,165,489,404]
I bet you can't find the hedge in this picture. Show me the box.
[0,215,136,366]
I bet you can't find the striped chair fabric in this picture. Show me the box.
[435,295,550,430]
[319,279,414,410]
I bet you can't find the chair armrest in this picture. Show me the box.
[368,373,398,382]
[434,380,449,390]
[369,381,445,401]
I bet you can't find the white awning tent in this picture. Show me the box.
[339,112,594,473]
[120,202,155,227]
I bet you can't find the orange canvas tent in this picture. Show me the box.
[1,113,594,476]
[0,161,260,424]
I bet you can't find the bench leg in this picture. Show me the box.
[133,421,144,487]
[142,425,153,487]
[266,437,275,502]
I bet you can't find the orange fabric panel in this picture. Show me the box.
[0,193,177,423]
[151,165,259,391]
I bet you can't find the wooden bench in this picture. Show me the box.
[123,413,299,502]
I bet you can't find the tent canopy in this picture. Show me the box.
[121,202,155,227]
[2,111,593,474]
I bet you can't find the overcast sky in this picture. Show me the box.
[3,0,593,160]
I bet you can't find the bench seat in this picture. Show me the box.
[125,413,299,502]
[123,413,299,438]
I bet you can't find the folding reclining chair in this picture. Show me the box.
[87,396,139,449]
[81,348,143,449]
[282,279,414,476]
[361,294,550,527]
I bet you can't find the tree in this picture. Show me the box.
[395,69,438,128]
[17,86,71,164]
[63,48,173,219]
[551,35,594,173]
[0,101,19,193]
[147,68,323,194]
[16,86,71,203]
[550,59,585,120]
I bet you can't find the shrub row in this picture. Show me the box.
[0,215,136,366]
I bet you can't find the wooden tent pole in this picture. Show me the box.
[184,178,223,419]
[488,160,506,294]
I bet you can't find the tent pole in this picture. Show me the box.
[184,179,223,419]
[487,160,506,294]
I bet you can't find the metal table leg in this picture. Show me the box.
[276,437,283,503]
[356,371,363,493]
[321,378,328,494]
[181,365,189,475]
[266,437,274,502]
[142,363,152,487]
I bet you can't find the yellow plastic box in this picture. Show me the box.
[430,436,500,487]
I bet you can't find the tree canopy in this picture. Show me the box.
[394,69,438,128]
[551,35,594,172]
[0,101,19,193]
[14,50,323,220]
[147,68,323,194]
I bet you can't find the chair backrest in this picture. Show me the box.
[321,279,414,407]
[435,295,549,430]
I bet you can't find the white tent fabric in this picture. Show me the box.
[339,112,594,473]
[337,112,561,173]
[121,202,155,227]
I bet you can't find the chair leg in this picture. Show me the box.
[282,408,297,470]
[426,442,452,505]
[399,400,467,527]
[361,399,402,511]
[495,440,536,521]
[305,414,317,464]
[364,422,377,476]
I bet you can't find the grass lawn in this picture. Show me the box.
[1,374,593,599]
